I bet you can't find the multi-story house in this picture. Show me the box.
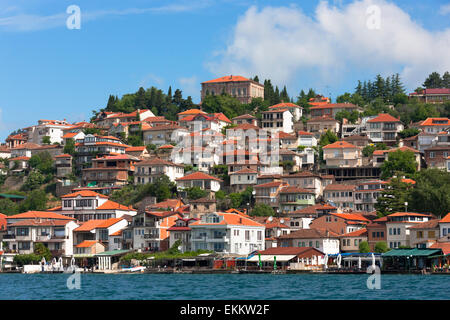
[278,186,315,213]
[306,116,340,138]
[417,117,450,152]
[175,171,222,193]
[365,114,404,146]
[339,228,368,253]
[424,145,450,169]
[254,181,288,211]
[297,131,317,147]
[94,109,155,129]
[385,212,433,249]
[281,172,323,198]
[354,180,386,212]
[309,213,369,235]
[190,212,265,254]
[251,216,291,248]
[172,146,220,172]
[261,109,294,134]
[408,219,440,248]
[55,154,73,179]
[82,154,140,188]
[167,218,198,252]
[132,210,182,251]
[177,109,207,122]
[323,184,356,211]
[25,119,72,145]
[408,88,450,104]
[439,212,450,239]
[322,141,362,168]
[268,102,303,122]
[366,218,387,251]
[179,113,231,132]
[309,103,361,118]
[73,218,128,251]
[372,146,421,171]
[229,168,258,192]
[201,75,264,104]
[276,228,340,255]
[134,157,184,184]
[143,124,188,146]
[276,132,299,150]
[125,146,150,158]
[342,134,373,148]
[10,142,41,158]
[3,212,78,257]
[5,133,27,149]
[54,190,137,222]
[74,134,129,171]
[231,114,258,126]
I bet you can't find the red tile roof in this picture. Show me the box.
[309,103,359,110]
[340,228,368,237]
[440,212,450,223]
[324,184,356,191]
[420,117,450,126]
[322,141,358,149]
[277,228,339,239]
[269,102,301,109]
[96,200,135,211]
[7,211,75,220]
[202,75,254,84]
[280,186,314,194]
[74,218,123,232]
[367,113,401,123]
[176,171,222,182]
[61,190,109,199]
[190,212,264,227]
[76,240,103,248]
[253,181,287,188]
[8,219,73,227]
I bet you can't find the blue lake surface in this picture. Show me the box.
[0,273,449,300]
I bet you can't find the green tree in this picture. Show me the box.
[359,241,370,253]
[398,128,420,139]
[422,71,442,89]
[186,187,207,200]
[34,242,52,261]
[13,254,42,266]
[0,198,19,215]
[21,171,46,191]
[29,151,55,175]
[380,150,417,180]
[19,190,48,212]
[408,169,450,218]
[63,138,76,155]
[250,203,275,216]
[375,177,411,216]
[362,143,387,157]
[42,136,51,144]
[374,242,389,253]
[318,130,338,147]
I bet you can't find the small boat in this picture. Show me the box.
[121,266,146,273]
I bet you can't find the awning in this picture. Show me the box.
[382,248,442,257]
[247,255,297,262]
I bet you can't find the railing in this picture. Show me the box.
[143,234,159,239]
[3,234,16,239]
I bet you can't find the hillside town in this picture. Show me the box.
[0,74,450,273]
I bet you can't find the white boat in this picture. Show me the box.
[121,266,146,273]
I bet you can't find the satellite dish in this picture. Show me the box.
[268,216,273,222]
[280,219,285,224]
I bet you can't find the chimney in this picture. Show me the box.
[239,217,242,224]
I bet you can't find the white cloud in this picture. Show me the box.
[440,4,450,15]
[139,74,165,88]
[178,76,199,98]
[208,0,450,91]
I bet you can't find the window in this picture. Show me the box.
[257,231,262,241]
[245,230,250,241]
[16,228,29,236]
[417,231,423,238]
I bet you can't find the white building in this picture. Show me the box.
[385,212,432,249]
[26,119,72,145]
[134,157,184,184]
[190,212,265,255]
[276,228,340,255]
[52,190,137,222]
[175,171,222,192]
[261,109,294,134]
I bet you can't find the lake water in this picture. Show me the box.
[0,273,449,300]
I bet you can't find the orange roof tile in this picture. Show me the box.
[76,240,103,248]
[340,228,368,237]
[420,118,450,126]
[440,212,450,223]
[177,109,207,115]
[322,141,358,149]
[61,190,109,199]
[176,171,222,182]
[202,75,252,84]
[7,211,75,220]
[190,212,264,227]
[74,218,123,232]
[367,113,401,123]
[96,200,135,211]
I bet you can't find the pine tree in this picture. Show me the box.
[393,73,405,95]
[253,75,260,83]
[106,95,117,111]
[374,74,385,100]
[274,86,281,104]
[173,89,183,106]
[442,71,450,88]
[384,76,391,102]
[423,72,442,88]
[355,80,362,96]
[367,80,374,101]
[361,81,368,102]
[280,86,289,102]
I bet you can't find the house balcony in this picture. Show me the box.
[143,234,159,240]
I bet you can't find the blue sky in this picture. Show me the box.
[0,0,449,140]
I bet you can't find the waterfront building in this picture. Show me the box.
[73,218,128,251]
[54,190,137,221]
[366,218,387,251]
[439,212,450,239]
[190,212,265,255]
[339,228,368,253]
[276,228,340,255]
[385,212,433,249]
[167,218,198,252]
[408,219,440,249]
[248,247,326,270]
[309,212,369,235]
